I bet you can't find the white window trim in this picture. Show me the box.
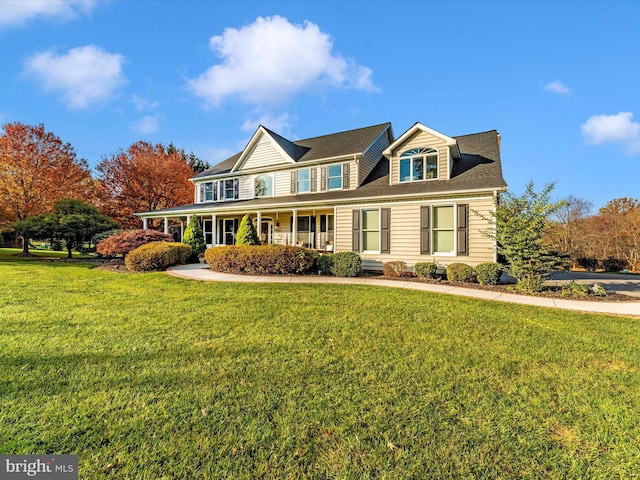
[361,208,381,254]
[327,163,343,191]
[223,178,236,200]
[254,174,274,198]
[399,147,439,183]
[431,203,456,256]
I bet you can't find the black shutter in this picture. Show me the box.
[420,206,431,254]
[310,168,317,192]
[213,181,218,201]
[320,167,327,191]
[381,208,390,254]
[343,163,350,189]
[352,209,360,252]
[457,204,469,256]
[291,171,297,194]
[219,181,223,201]
[199,183,204,203]
[233,178,239,199]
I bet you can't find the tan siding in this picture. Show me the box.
[335,198,497,271]
[238,176,253,200]
[359,129,390,186]
[274,170,291,196]
[389,130,450,184]
[240,134,290,170]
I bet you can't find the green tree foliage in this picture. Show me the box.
[167,142,211,174]
[182,215,207,261]
[235,214,260,246]
[482,182,566,293]
[13,199,117,258]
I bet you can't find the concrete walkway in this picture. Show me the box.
[167,264,640,317]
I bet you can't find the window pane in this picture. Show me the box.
[362,210,379,230]
[297,216,310,231]
[255,175,272,197]
[363,231,379,251]
[328,165,341,177]
[412,157,424,180]
[298,169,309,181]
[434,230,454,253]
[328,176,342,189]
[225,179,235,199]
[426,155,438,179]
[204,182,213,201]
[400,159,411,182]
[433,206,454,229]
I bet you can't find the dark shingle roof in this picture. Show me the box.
[192,122,391,179]
[143,129,506,216]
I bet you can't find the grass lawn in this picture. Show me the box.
[1,258,639,479]
[0,247,94,260]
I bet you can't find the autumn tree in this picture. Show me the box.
[97,142,195,228]
[545,195,592,259]
[597,198,640,271]
[0,122,94,253]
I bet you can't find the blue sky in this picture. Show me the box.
[1,1,639,210]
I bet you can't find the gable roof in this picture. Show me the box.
[383,122,459,158]
[193,122,392,179]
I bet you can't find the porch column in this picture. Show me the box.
[180,217,185,241]
[163,217,168,234]
[142,217,148,230]
[211,214,216,246]
[256,211,262,244]
[292,209,297,246]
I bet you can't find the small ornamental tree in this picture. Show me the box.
[480,182,565,293]
[235,214,260,246]
[96,229,174,257]
[182,215,206,261]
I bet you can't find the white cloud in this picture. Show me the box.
[23,45,127,109]
[544,80,571,94]
[242,112,293,135]
[188,15,378,107]
[130,116,159,135]
[0,0,95,27]
[581,112,640,154]
[131,94,159,112]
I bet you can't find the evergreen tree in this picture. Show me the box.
[182,215,207,261]
[235,214,260,246]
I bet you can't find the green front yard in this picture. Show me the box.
[1,256,639,478]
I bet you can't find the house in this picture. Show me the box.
[136,122,507,271]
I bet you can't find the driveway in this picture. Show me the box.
[548,272,640,298]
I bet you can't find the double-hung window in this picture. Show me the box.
[223,179,239,200]
[432,205,455,254]
[297,169,310,193]
[362,209,380,252]
[327,164,342,190]
[399,148,438,182]
[254,175,273,197]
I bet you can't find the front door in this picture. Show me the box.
[260,220,273,245]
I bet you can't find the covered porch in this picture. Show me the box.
[142,208,335,251]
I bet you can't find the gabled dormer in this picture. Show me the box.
[383,123,461,185]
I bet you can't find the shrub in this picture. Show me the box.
[317,254,334,274]
[331,252,362,277]
[576,257,599,272]
[475,262,503,285]
[182,216,207,261]
[414,262,438,279]
[204,245,317,275]
[446,263,475,282]
[383,261,407,277]
[560,280,590,298]
[601,257,626,272]
[97,229,174,256]
[235,214,260,246]
[125,242,192,272]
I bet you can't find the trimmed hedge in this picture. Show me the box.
[125,242,192,272]
[414,262,438,279]
[383,261,407,277]
[204,245,317,275]
[446,263,475,282]
[317,254,334,274]
[475,262,503,285]
[331,252,362,277]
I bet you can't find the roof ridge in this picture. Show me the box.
[453,129,498,139]
[293,122,391,143]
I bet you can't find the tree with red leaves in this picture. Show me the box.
[0,122,94,253]
[97,141,195,229]
[96,229,174,257]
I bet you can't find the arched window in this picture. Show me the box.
[254,174,273,197]
[399,148,438,182]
